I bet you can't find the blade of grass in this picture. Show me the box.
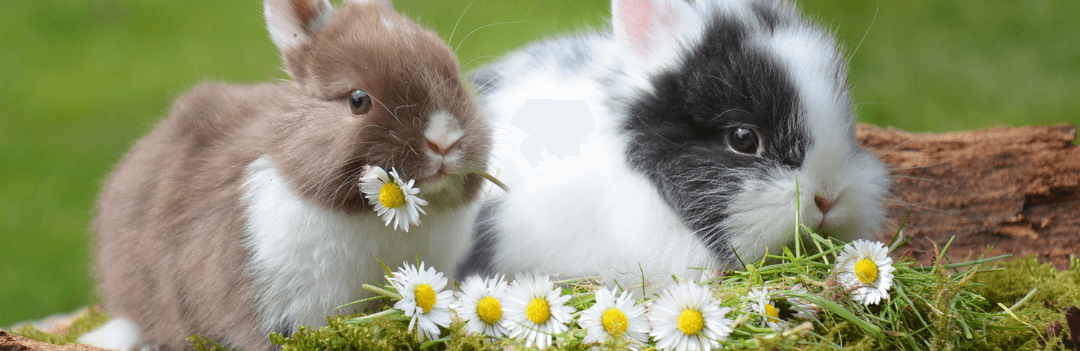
[362,284,404,301]
[892,280,930,329]
[335,295,388,311]
[472,169,509,192]
[951,295,974,339]
[913,255,1011,272]
[794,174,802,258]
[420,336,451,349]
[795,293,883,338]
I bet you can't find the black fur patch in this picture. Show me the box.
[751,2,786,33]
[622,12,810,261]
[275,320,294,339]
[454,198,503,280]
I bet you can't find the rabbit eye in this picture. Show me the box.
[727,127,761,155]
[349,89,373,115]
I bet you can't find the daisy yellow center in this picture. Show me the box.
[764,303,779,323]
[677,309,704,335]
[526,298,550,324]
[855,258,879,284]
[476,296,502,324]
[378,182,406,208]
[415,284,436,314]
[601,308,628,337]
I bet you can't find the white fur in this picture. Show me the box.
[241,155,477,333]
[424,110,465,154]
[478,67,720,288]
[78,318,144,351]
[765,29,851,146]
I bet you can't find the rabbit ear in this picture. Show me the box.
[612,0,702,69]
[343,0,394,10]
[265,0,334,52]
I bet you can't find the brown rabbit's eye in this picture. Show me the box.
[727,126,761,155]
[349,89,373,115]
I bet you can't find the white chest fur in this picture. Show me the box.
[241,155,476,332]
[478,64,720,288]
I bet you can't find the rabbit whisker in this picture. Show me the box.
[447,0,476,52]
[454,20,532,56]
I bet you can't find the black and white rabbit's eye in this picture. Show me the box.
[727,127,762,155]
[348,89,373,115]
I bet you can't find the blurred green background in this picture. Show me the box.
[1,0,1077,327]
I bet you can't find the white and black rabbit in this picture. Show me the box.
[456,0,889,286]
[83,0,491,350]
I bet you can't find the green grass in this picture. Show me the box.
[204,240,1080,350]
[1,0,1078,327]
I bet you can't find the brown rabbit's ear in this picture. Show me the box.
[265,0,334,54]
[343,0,393,10]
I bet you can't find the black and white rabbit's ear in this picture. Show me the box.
[265,0,335,52]
[612,0,702,70]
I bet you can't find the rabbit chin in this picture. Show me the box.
[240,155,476,334]
[415,172,472,209]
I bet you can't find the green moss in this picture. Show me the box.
[11,305,110,345]
[249,238,1061,351]
[967,256,1080,351]
[15,255,1080,351]
[260,313,531,351]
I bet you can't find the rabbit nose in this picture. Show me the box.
[426,138,456,156]
[814,194,835,215]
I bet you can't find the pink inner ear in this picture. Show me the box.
[618,0,656,51]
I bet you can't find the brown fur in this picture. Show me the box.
[92,0,490,349]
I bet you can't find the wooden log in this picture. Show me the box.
[0,330,111,351]
[857,123,1080,269]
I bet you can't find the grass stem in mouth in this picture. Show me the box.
[472,169,510,193]
[362,283,404,301]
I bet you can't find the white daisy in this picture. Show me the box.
[359,166,428,232]
[747,286,783,332]
[834,239,895,306]
[648,280,735,351]
[389,262,454,341]
[453,275,512,338]
[503,273,575,349]
[578,286,650,349]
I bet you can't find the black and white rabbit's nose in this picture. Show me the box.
[814,194,835,215]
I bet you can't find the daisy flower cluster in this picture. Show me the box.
[359,165,427,232]
[368,239,899,349]
[386,260,739,350]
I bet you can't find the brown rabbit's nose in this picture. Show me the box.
[426,138,457,156]
[814,194,835,215]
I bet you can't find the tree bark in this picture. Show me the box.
[0,330,110,351]
[857,123,1080,270]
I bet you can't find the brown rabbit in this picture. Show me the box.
[83,0,492,349]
